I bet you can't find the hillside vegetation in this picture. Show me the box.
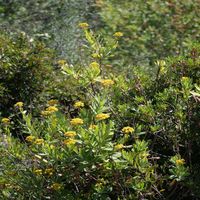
[0,1,200,199]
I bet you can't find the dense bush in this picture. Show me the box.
[96,0,200,67]
[0,32,55,116]
[0,25,200,199]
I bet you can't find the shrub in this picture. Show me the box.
[1,26,199,199]
[0,32,55,116]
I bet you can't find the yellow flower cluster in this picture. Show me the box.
[33,169,43,176]
[1,118,10,125]
[64,131,76,137]
[95,113,110,121]
[14,102,23,108]
[25,135,35,142]
[90,62,100,68]
[92,53,101,59]
[74,101,84,108]
[122,126,134,134]
[44,168,54,176]
[113,32,123,37]
[70,118,84,125]
[100,79,114,87]
[63,138,77,145]
[50,183,62,190]
[48,99,59,106]
[34,138,44,145]
[79,22,89,29]
[46,106,58,112]
[41,106,58,116]
[176,159,185,165]
[114,144,124,150]
[57,59,67,66]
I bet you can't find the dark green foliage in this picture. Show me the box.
[0,32,55,115]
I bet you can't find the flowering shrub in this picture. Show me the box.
[0,24,200,199]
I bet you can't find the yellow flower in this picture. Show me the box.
[41,111,52,116]
[41,106,58,116]
[176,159,185,165]
[114,144,124,150]
[95,113,110,121]
[113,32,123,37]
[70,118,84,125]
[89,62,100,68]
[33,169,43,176]
[14,102,23,108]
[89,124,97,130]
[79,22,89,29]
[100,79,114,87]
[46,106,58,112]
[48,99,59,106]
[34,138,44,145]
[25,135,35,142]
[64,131,76,137]
[122,126,134,134]
[74,101,84,108]
[50,183,62,190]
[44,168,54,176]
[63,138,77,145]
[92,53,101,59]
[1,118,10,125]
[57,59,67,65]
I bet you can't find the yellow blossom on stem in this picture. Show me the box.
[113,32,123,37]
[79,22,89,29]
[63,138,77,145]
[41,106,58,116]
[92,53,101,59]
[122,126,134,134]
[14,102,23,108]
[50,183,62,190]
[25,135,35,142]
[114,144,124,150]
[95,113,110,121]
[64,131,76,137]
[41,111,52,116]
[34,138,44,145]
[176,159,185,165]
[44,168,54,176]
[70,118,84,125]
[33,169,43,176]
[1,118,10,125]
[90,62,100,68]
[57,59,67,66]
[46,106,58,112]
[74,101,84,108]
[48,99,59,106]
[100,79,114,87]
